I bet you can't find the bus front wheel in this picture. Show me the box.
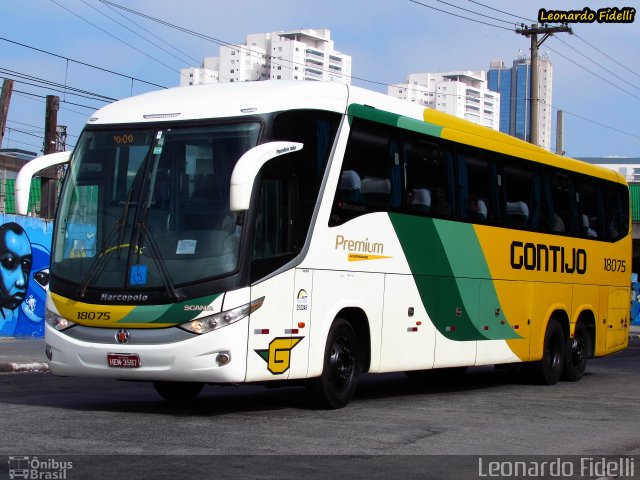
[307,318,360,409]
[527,318,565,385]
[153,381,204,402]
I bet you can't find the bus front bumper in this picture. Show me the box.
[44,321,249,383]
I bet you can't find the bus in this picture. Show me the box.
[34,81,630,408]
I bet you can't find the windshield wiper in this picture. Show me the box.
[76,188,137,298]
[134,221,182,301]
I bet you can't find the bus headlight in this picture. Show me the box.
[46,309,77,331]
[179,297,264,335]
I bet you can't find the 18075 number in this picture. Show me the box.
[77,311,111,320]
[604,258,626,272]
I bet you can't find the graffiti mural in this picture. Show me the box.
[0,215,52,338]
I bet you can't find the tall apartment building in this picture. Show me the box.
[180,28,352,86]
[388,71,500,130]
[487,53,553,149]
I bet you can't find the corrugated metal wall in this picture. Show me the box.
[0,178,42,215]
[630,183,640,222]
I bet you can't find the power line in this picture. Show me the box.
[0,36,167,89]
[12,89,102,110]
[465,0,536,24]
[6,119,79,139]
[0,69,117,103]
[550,104,640,141]
[80,0,199,68]
[573,32,640,82]
[100,0,202,65]
[406,0,515,31]
[551,36,639,92]
[545,42,640,102]
[48,0,186,79]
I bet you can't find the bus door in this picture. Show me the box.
[245,171,301,382]
[380,273,435,373]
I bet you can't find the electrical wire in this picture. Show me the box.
[80,0,200,67]
[550,36,639,92]
[573,32,640,82]
[48,0,187,79]
[406,0,515,31]
[0,36,167,89]
[0,69,117,103]
[465,0,536,24]
[6,119,79,139]
[544,43,640,102]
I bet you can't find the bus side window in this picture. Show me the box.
[544,172,578,235]
[604,185,629,241]
[576,177,603,239]
[330,118,400,225]
[404,136,453,218]
[458,148,498,224]
[503,161,541,230]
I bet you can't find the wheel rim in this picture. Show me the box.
[329,335,354,391]
[570,336,586,366]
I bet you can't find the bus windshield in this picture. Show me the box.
[53,122,261,292]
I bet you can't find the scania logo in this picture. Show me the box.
[115,329,130,344]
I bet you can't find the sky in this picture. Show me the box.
[1,0,639,158]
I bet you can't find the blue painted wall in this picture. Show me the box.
[0,214,52,338]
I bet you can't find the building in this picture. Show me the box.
[577,157,640,183]
[388,71,500,130]
[487,52,553,150]
[180,28,352,86]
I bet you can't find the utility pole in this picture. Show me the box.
[0,79,14,150]
[516,23,572,147]
[41,95,60,219]
[556,110,564,155]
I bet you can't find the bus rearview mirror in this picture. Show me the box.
[229,141,303,212]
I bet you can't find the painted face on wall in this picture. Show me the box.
[0,223,32,312]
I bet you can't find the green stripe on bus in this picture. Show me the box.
[389,213,520,341]
[347,104,443,138]
[115,293,221,325]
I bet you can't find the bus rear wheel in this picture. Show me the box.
[307,318,359,409]
[153,381,204,402]
[527,318,565,385]
[562,323,588,382]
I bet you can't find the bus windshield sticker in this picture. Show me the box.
[153,131,165,155]
[129,265,148,285]
[176,239,197,255]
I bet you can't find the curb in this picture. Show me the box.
[0,362,49,373]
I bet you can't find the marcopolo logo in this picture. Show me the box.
[100,293,149,303]
[8,456,73,479]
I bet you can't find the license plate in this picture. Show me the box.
[107,353,141,368]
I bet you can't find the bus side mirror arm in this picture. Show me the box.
[15,151,71,215]
[229,141,303,212]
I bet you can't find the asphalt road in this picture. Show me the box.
[1,342,639,479]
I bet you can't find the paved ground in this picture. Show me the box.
[1,325,639,372]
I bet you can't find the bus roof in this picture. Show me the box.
[87,81,349,125]
[87,80,625,186]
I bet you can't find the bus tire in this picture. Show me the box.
[307,318,359,409]
[153,381,204,402]
[527,318,565,385]
[562,322,588,382]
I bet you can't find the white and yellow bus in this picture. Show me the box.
[35,81,630,408]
